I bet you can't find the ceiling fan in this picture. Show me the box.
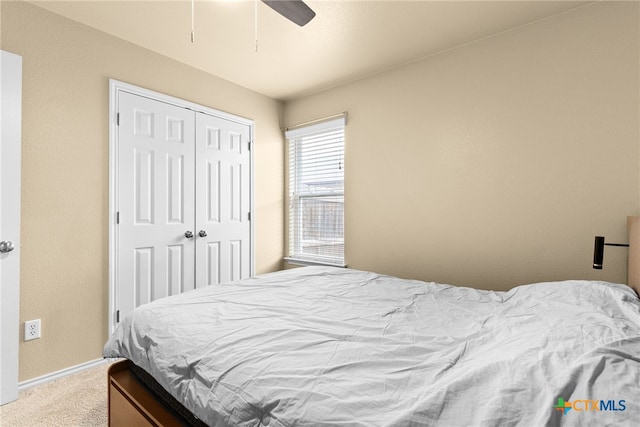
[262,0,316,27]
[189,0,315,47]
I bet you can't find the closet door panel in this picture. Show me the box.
[195,113,251,287]
[117,92,196,319]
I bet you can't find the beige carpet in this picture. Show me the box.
[0,361,112,427]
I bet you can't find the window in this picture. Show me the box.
[286,116,345,267]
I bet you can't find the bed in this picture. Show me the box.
[104,265,640,427]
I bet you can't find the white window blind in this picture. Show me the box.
[286,116,345,266]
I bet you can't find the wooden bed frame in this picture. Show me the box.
[108,217,640,426]
[108,360,187,426]
[627,216,640,296]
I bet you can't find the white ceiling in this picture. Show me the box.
[30,1,592,101]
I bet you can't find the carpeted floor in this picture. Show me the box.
[0,361,112,427]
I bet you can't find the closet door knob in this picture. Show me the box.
[185,231,194,239]
[198,230,207,238]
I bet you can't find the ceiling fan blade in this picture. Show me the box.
[262,0,316,27]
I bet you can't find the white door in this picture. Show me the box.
[195,112,251,286]
[0,50,22,405]
[114,88,252,323]
[117,92,196,318]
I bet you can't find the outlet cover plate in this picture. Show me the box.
[25,319,41,341]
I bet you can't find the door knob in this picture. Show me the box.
[198,230,207,238]
[184,231,194,239]
[0,241,15,253]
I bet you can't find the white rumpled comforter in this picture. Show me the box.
[104,267,640,427]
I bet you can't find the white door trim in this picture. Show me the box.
[0,50,22,405]
[108,79,255,335]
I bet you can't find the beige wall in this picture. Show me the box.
[1,1,283,381]
[284,2,639,290]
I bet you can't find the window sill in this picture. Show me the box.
[284,257,347,268]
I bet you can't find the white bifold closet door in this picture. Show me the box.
[116,92,251,321]
[194,113,251,287]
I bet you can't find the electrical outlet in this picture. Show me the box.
[24,319,41,341]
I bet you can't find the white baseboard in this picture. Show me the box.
[18,358,108,391]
